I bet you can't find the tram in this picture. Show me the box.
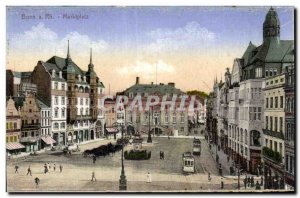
[192,138,201,155]
[182,152,195,174]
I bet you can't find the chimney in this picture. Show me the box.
[168,82,175,87]
[136,76,140,85]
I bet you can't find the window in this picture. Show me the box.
[85,108,89,115]
[253,107,257,120]
[54,122,59,129]
[54,82,58,90]
[280,117,283,132]
[270,117,273,131]
[54,108,58,118]
[54,96,58,105]
[61,122,65,129]
[275,117,278,131]
[14,122,17,129]
[80,98,83,105]
[280,96,284,108]
[266,98,269,108]
[255,68,262,78]
[173,113,176,124]
[180,112,184,123]
[181,127,184,132]
[266,70,269,77]
[275,97,278,108]
[165,112,169,123]
[270,97,273,108]
[257,107,261,120]
[61,97,65,105]
[86,98,88,105]
[80,108,83,115]
[61,108,65,117]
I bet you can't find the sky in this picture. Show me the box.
[6,6,294,94]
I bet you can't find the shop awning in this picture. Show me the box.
[6,142,25,150]
[105,128,118,133]
[41,136,56,145]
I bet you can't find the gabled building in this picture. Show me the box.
[32,41,105,145]
[6,97,25,154]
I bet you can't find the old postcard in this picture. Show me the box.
[6,6,295,193]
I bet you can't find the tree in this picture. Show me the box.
[187,90,209,99]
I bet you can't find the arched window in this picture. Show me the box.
[54,122,59,130]
[60,122,65,129]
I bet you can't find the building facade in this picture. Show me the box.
[32,42,105,145]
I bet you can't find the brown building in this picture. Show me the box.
[6,97,24,155]
[15,93,41,152]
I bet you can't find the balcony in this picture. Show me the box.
[262,129,284,140]
[262,146,282,164]
[76,115,92,120]
[22,124,40,130]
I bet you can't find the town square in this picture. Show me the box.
[5,6,295,193]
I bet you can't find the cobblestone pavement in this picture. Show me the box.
[6,137,276,192]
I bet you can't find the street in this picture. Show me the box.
[7,136,249,192]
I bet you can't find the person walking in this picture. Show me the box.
[220,178,224,189]
[59,164,63,173]
[34,177,40,188]
[260,176,264,186]
[53,163,56,172]
[243,178,247,189]
[27,166,32,176]
[146,172,152,183]
[251,176,254,187]
[14,165,19,174]
[208,172,211,182]
[91,171,96,181]
[44,164,48,174]
[255,181,261,190]
[93,155,96,164]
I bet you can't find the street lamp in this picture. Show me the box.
[113,119,127,191]
[147,107,152,143]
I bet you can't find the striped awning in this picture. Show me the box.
[6,142,25,150]
[41,136,56,145]
[105,127,118,133]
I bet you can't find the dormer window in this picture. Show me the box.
[52,70,55,77]
[59,71,62,78]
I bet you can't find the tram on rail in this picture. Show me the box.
[192,138,201,155]
[182,152,195,173]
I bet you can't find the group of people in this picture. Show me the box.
[243,175,263,190]
[14,163,64,188]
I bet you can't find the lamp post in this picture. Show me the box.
[113,118,127,191]
[147,107,152,143]
[119,124,127,191]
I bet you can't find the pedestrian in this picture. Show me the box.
[14,165,19,174]
[27,166,32,176]
[243,178,247,189]
[208,172,211,182]
[220,178,224,189]
[48,163,51,170]
[59,164,63,173]
[91,171,96,181]
[168,135,170,140]
[44,164,48,174]
[251,176,254,187]
[260,176,263,186]
[53,163,56,172]
[146,172,152,183]
[247,176,250,187]
[255,181,261,190]
[93,155,96,164]
[34,177,40,188]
